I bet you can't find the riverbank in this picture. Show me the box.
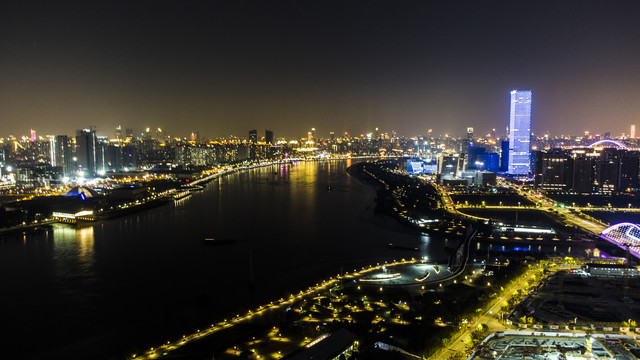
[7,157,453,360]
[0,219,56,236]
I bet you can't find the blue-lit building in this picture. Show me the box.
[500,140,509,172]
[479,153,500,172]
[508,90,532,175]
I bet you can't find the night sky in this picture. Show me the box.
[1,1,639,139]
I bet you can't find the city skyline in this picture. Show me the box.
[4,2,640,357]
[2,1,640,138]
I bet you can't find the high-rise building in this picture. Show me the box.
[265,130,274,145]
[500,140,509,172]
[115,125,123,140]
[466,127,474,140]
[631,125,636,139]
[572,157,595,194]
[467,146,485,170]
[76,128,97,175]
[249,129,257,143]
[96,136,108,173]
[620,154,639,191]
[438,154,464,177]
[106,144,123,171]
[508,90,532,175]
[49,135,73,175]
[122,143,137,170]
[534,150,572,192]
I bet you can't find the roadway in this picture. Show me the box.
[429,267,546,359]
[491,182,610,235]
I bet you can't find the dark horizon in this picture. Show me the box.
[2,1,639,139]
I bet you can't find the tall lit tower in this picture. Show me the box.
[508,90,532,175]
[631,125,636,139]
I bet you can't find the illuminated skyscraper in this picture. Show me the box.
[49,135,73,175]
[508,90,532,175]
[631,124,636,139]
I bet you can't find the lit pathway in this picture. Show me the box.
[131,258,428,359]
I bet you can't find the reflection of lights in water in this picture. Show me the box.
[421,234,430,245]
[76,227,95,268]
[52,224,95,273]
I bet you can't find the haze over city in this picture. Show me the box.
[2,0,640,138]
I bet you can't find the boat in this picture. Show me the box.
[203,237,233,245]
[387,243,419,251]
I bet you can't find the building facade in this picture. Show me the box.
[508,90,532,175]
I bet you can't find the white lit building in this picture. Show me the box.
[508,90,532,175]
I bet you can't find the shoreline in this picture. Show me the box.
[0,157,382,237]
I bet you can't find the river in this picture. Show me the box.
[0,159,449,359]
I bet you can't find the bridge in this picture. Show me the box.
[600,222,640,260]
[588,139,629,149]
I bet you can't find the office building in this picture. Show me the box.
[572,157,595,194]
[508,90,532,175]
[467,146,485,170]
[479,153,500,172]
[76,128,97,175]
[500,140,509,172]
[249,129,257,143]
[438,154,464,177]
[122,143,137,170]
[534,150,572,192]
[265,130,274,145]
[49,135,72,175]
[620,155,639,191]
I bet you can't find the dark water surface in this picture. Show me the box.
[0,160,448,359]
